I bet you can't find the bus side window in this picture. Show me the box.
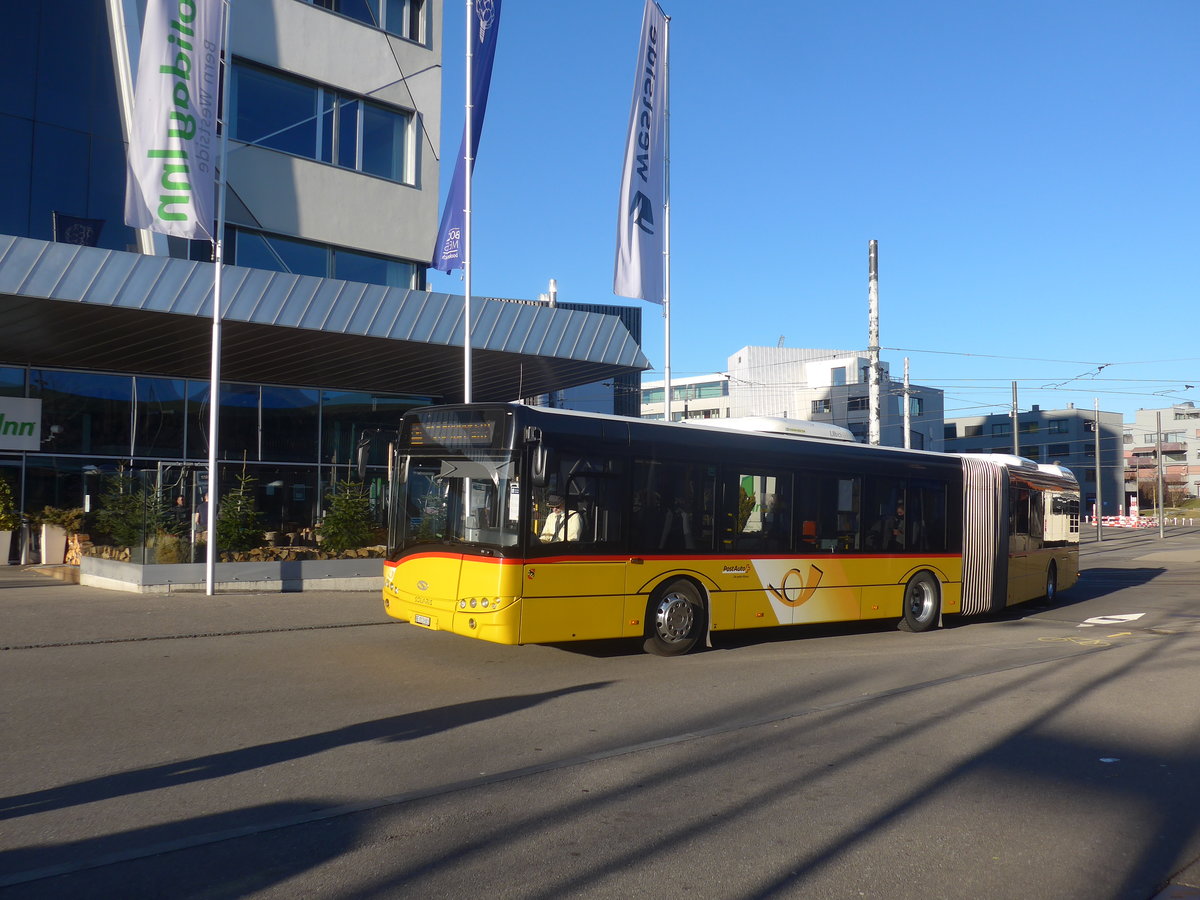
[805,474,860,552]
[907,480,948,552]
[727,471,791,553]
[535,451,626,549]
[864,476,905,552]
[634,459,715,553]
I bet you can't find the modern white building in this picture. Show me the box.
[642,346,945,450]
[1123,403,1200,505]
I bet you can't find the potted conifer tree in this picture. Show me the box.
[36,506,83,565]
[0,477,18,565]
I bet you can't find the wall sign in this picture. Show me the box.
[0,398,41,451]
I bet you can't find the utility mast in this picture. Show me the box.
[867,240,881,445]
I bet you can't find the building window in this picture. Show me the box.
[812,398,831,414]
[229,227,418,288]
[992,422,1012,436]
[669,381,727,402]
[909,397,924,416]
[31,370,133,456]
[831,366,846,386]
[308,0,426,42]
[1048,443,1070,456]
[943,425,957,440]
[1123,433,1133,443]
[641,388,664,405]
[847,396,868,411]
[965,424,983,437]
[1020,420,1038,434]
[231,61,412,184]
[1048,419,1069,434]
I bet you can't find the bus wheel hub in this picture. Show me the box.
[655,594,694,641]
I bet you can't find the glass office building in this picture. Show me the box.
[0,1,646,552]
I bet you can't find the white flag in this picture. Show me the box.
[125,0,223,239]
[614,0,667,303]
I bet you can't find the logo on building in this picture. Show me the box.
[0,398,42,452]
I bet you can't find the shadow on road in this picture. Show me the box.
[0,682,609,824]
[0,800,358,898]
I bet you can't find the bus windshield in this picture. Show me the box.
[396,454,521,551]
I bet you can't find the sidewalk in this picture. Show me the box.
[0,563,391,650]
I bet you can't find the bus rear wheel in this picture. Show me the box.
[899,571,940,633]
[1044,561,1058,602]
[644,579,705,656]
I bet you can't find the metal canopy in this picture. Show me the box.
[0,236,649,400]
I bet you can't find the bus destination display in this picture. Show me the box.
[409,416,497,448]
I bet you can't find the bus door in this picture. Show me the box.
[519,450,627,644]
[625,459,720,629]
[1007,485,1033,604]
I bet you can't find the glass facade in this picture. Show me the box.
[0,364,434,538]
[0,2,136,252]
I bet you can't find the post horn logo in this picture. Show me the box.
[765,565,824,608]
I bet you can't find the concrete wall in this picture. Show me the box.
[81,555,384,593]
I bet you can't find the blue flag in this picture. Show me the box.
[432,0,503,273]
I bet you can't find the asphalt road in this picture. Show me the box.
[2,527,1200,899]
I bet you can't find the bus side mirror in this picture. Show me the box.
[356,435,370,479]
[531,443,548,487]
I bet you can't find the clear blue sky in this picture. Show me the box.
[426,0,1199,422]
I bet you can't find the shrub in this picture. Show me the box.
[0,477,18,531]
[36,506,85,534]
[215,472,264,552]
[319,479,374,554]
[93,474,162,548]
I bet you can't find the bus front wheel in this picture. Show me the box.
[644,579,705,656]
[899,571,940,633]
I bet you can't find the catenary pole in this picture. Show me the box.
[903,357,911,449]
[205,0,232,596]
[867,240,880,445]
[1156,411,1165,538]
[1011,381,1019,456]
[1094,398,1102,541]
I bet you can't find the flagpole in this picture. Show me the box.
[205,0,232,595]
[662,12,671,421]
[462,0,473,403]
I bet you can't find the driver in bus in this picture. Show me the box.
[539,495,581,543]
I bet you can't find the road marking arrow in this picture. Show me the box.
[1078,613,1145,628]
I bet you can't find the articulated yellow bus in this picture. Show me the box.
[380,404,1079,655]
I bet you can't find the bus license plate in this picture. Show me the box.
[414,614,432,627]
